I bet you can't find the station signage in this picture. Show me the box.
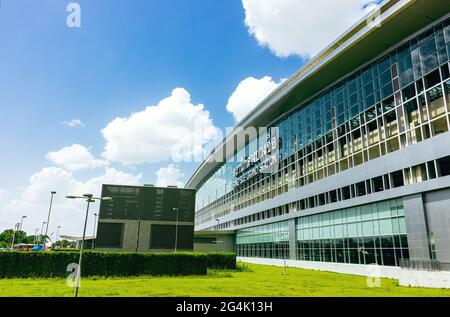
[232,129,280,187]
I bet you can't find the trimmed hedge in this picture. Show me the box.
[0,251,207,278]
[50,249,79,252]
[49,251,236,269]
[204,252,236,270]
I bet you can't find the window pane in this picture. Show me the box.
[427,86,446,119]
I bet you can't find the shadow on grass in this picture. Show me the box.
[207,263,254,278]
[235,263,253,272]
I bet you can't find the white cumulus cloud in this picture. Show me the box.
[242,0,378,58]
[46,144,108,171]
[226,76,283,123]
[155,165,185,188]
[101,88,220,165]
[0,167,142,236]
[62,119,85,127]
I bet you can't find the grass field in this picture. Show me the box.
[1,263,450,297]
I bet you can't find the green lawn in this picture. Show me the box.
[1,263,450,297]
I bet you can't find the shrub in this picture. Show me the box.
[0,251,207,278]
[50,249,79,252]
[49,251,237,270]
[203,252,237,270]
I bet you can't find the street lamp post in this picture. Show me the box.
[45,191,56,239]
[215,218,220,252]
[93,213,98,237]
[275,232,290,276]
[40,222,47,246]
[66,194,112,297]
[173,208,179,253]
[10,223,20,249]
[19,216,27,231]
[56,226,61,248]
[283,232,290,276]
[92,213,98,249]
[34,228,39,245]
[93,213,98,250]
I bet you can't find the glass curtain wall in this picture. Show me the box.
[236,199,409,267]
[196,18,450,227]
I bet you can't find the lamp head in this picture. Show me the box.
[102,197,113,201]
[51,191,56,195]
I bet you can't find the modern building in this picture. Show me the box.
[193,230,236,253]
[59,235,96,250]
[95,184,196,252]
[187,0,450,270]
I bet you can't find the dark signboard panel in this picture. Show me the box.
[149,224,194,250]
[95,223,124,249]
[97,185,196,252]
[99,185,195,222]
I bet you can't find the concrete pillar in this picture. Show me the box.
[138,221,152,252]
[122,221,139,252]
[423,189,450,263]
[288,218,297,260]
[404,194,431,261]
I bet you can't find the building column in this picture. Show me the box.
[122,221,139,252]
[403,194,431,261]
[138,221,152,252]
[288,218,297,260]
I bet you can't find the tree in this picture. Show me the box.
[52,239,76,249]
[0,229,14,248]
[0,229,36,248]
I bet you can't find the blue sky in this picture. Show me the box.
[0,0,299,186]
[0,0,376,235]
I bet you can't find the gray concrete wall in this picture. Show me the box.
[238,257,450,289]
[403,194,431,261]
[194,234,235,253]
[96,219,194,252]
[288,219,297,260]
[424,188,450,263]
[137,221,151,252]
[96,219,139,252]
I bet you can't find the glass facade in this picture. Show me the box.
[236,221,290,260]
[296,199,408,266]
[196,17,450,229]
[236,199,409,267]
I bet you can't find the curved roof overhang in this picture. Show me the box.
[186,0,450,190]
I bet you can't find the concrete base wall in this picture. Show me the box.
[238,257,402,279]
[97,219,194,252]
[238,257,450,289]
[194,243,233,253]
[193,232,236,253]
